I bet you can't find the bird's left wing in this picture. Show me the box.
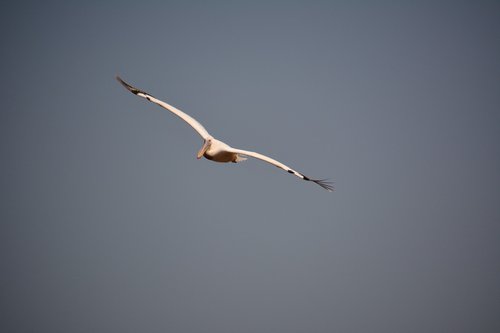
[116,76,211,140]
[229,148,334,192]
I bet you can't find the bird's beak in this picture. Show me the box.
[197,140,210,159]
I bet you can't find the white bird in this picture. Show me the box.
[117,76,334,192]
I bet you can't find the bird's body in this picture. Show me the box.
[202,138,240,163]
[116,76,333,192]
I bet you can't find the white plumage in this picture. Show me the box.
[117,76,333,192]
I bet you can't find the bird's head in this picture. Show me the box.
[197,139,212,159]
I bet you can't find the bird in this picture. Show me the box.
[116,76,334,192]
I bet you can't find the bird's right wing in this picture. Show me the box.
[117,76,211,140]
[229,148,334,192]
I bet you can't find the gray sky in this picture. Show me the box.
[1,1,500,332]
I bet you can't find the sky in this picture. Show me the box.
[1,1,500,332]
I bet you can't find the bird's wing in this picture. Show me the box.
[117,76,211,140]
[229,148,334,192]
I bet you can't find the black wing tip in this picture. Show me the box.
[308,178,335,192]
[313,179,334,192]
[116,75,146,95]
[298,172,334,192]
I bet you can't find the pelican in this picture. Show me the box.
[116,76,334,192]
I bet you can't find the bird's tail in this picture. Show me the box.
[233,154,247,163]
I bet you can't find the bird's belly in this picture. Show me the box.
[204,151,237,163]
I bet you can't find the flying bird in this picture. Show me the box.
[116,76,334,192]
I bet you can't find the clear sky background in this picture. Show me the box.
[1,1,499,332]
